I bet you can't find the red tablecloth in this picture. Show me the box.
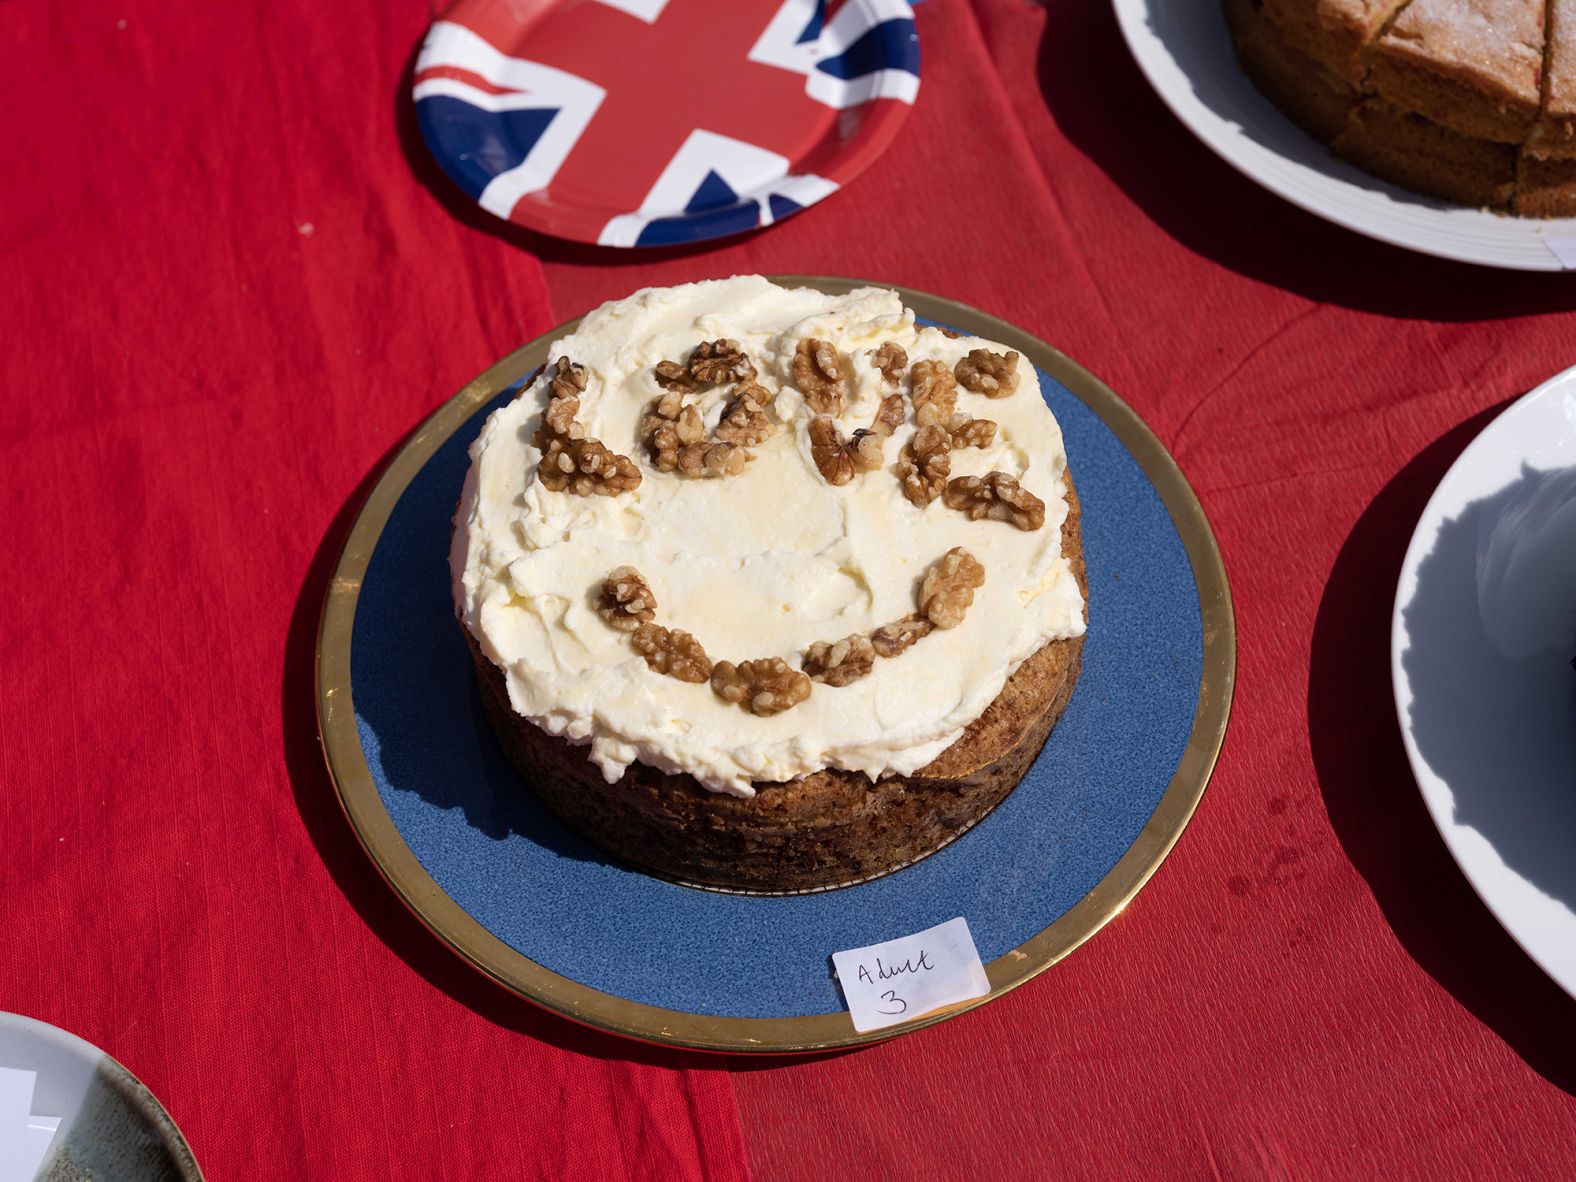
[4,0,1575,1178]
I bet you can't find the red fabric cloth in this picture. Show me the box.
[4,0,1576,1179]
[1,1,745,1178]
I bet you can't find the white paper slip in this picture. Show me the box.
[1542,235,1576,269]
[0,1066,61,1182]
[831,917,991,1033]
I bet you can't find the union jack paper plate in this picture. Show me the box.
[413,0,921,246]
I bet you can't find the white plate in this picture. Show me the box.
[1393,368,1576,998]
[1111,0,1576,271]
[0,1012,203,1180]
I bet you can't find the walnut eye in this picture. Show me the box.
[793,337,846,416]
[641,346,775,477]
[955,349,1020,398]
[809,417,885,486]
[532,357,641,497]
[943,472,1046,532]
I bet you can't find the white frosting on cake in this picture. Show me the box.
[451,277,1086,796]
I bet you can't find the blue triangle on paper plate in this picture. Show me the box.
[815,17,919,79]
[416,97,559,199]
[685,169,740,213]
[796,0,825,43]
[636,200,762,247]
[767,194,802,222]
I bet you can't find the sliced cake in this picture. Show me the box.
[1227,0,1576,214]
[1369,0,1546,143]
[1332,97,1518,208]
[1529,0,1576,155]
[1227,0,1362,139]
[1259,0,1414,85]
[1517,0,1576,214]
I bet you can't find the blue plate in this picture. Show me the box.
[317,278,1234,1051]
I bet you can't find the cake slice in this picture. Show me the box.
[1332,97,1517,207]
[1259,0,1415,86]
[1227,0,1362,139]
[1515,0,1576,215]
[1369,0,1546,143]
[1528,0,1576,157]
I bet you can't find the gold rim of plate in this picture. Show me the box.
[315,277,1237,1055]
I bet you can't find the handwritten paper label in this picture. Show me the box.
[1542,235,1576,269]
[831,917,990,1033]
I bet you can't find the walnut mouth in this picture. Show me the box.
[594,547,986,716]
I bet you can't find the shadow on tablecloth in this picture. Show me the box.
[1309,404,1576,1096]
[1035,3,1576,322]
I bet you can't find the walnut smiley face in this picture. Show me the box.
[536,330,1047,719]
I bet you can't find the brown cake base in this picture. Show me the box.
[1332,98,1518,209]
[466,483,1087,894]
[1515,152,1576,216]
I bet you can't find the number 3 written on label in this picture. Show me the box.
[831,917,990,1033]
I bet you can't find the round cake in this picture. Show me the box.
[1226,0,1576,216]
[451,277,1088,892]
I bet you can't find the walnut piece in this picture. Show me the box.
[896,423,951,507]
[631,623,713,684]
[943,471,1046,531]
[871,614,934,658]
[710,658,812,716]
[713,381,777,447]
[802,634,877,687]
[955,349,1020,398]
[538,435,643,495]
[536,357,589,445]
[919,547,986,630]
[947,413,997,450]
[793,338,845,415]
[542,391,584,441]
[644,377,764,476]
[809,416,883,486]
[642,390,747,477]
[872,392,905,438]
[675,439,748,478]
[550,356,588,400]
[654,339,758,390]
[641,390,706,472]
[871,342,908,385]
[688,339,757,385]
[600,566,656,632]
[653,359,697,391]
[909,359,958,427]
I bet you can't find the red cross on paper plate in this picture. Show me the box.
[413,0,921,246]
